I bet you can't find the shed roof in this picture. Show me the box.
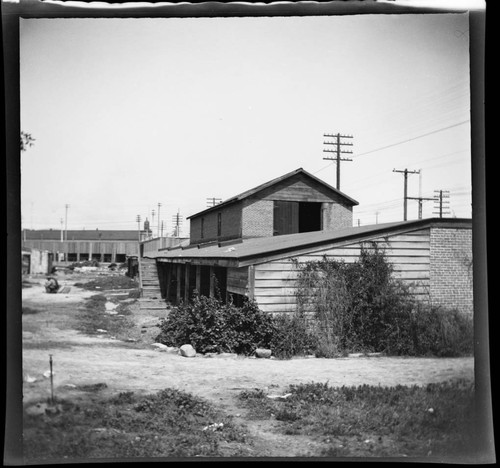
[154,217,472,267]
[187,167,359,219]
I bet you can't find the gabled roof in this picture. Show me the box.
[154,218,472,267]
[187,168,359,219]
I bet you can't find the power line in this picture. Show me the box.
[354,120,470,158]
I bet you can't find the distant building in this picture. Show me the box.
[23,229,141,263]
[22,247,53,275]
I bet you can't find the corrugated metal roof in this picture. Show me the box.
[24,230,139,241]
[187,168,359,219]
[154,218,472,265]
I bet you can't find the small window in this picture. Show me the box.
[201,218,205,239]
[217,213,222,237]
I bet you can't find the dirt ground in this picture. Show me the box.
[21,271,475,458]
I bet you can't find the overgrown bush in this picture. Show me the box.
[294,243,473,357]
[269,312,317,359]
[155,294,275,355]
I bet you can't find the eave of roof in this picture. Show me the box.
[187,167,359,219]
[154,217,472,266]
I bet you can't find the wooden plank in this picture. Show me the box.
[257,303,296,313]
[254,287,297,297]
[248,265,255,300]
[393,271,430,280]
[209,266,215,298]
[227,285,247,296]
[227,278,248,289]
[184,264,190,302]
[254,279,297,287]
[255,270,300,280]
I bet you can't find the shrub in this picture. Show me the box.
[294,244,473,357]
[269,312,317,359]
[155,294,275,355]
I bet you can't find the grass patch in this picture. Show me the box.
[74,275,139,291]
[22,306,43,315]
[77,294,135,338]
[23,341,74,350]
[238,380,476,459]
[23,388,248,461]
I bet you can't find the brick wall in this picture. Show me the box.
[189,202,242,244]
[322,202,354,230]
[430,227,473,314]
[241,199,274,238]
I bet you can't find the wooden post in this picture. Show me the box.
[195,265,201,295]
[165,263,172,302]
[209,266,215,297]
[247,265,255,300]
[176,264,182,304]
[184,264,190,302]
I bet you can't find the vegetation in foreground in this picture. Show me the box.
[239,379,477,459]
[23,388,248,461]
[156,245,473,359]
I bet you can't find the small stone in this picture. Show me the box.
[179,344,196,358]
[96,329,107,333]
[255,348,272,359]
[151,343,168,349]
[43,370,54,378]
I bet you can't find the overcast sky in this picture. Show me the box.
[20,13,473,236]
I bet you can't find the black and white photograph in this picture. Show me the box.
[4,0,492,463]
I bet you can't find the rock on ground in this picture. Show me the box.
[179,344,196,358]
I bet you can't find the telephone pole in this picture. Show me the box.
[393,169,420,221]
[206,197,222,208]
[64,204,69,241]
[406,195,435,219]
[433,190,451,218]
[136,215,141,241]
[172,210,183,237]
[323,133,353,190]
[60,218,64,242]
[157,203,162,238]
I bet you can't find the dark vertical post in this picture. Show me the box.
[195,265,201,294]
[176,264,182,304]
[209,266,215,297]
[403,169,408,221]
[184,264,190,302]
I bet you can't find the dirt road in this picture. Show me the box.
[21,271,475,457]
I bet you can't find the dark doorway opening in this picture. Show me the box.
[273,201,322,236]
[299,202,322,233]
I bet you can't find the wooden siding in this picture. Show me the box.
[253,229,431,315]
[258,173,348,203]
[226,266,249,296]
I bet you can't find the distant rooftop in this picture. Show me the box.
[24,229,139,241]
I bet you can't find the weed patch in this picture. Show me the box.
[22,306,43,315]
[238,380,476,459]
[23,388,248,461]
[77,294,135,338]
[74,275,139,291]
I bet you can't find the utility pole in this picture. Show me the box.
[406,195,435,219]
[60,218,64,242]
[206,197,222,208]
[136,215,141,241]
[433,190,451,218]
[157,203,162,238]
[393,169,420,221]
[323,133,353,190]
[172,210,182,237]
[64,204,69,241]
[151,209,155,236]
[375,211,379,224]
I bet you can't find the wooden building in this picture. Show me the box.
[149,169,473,316]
